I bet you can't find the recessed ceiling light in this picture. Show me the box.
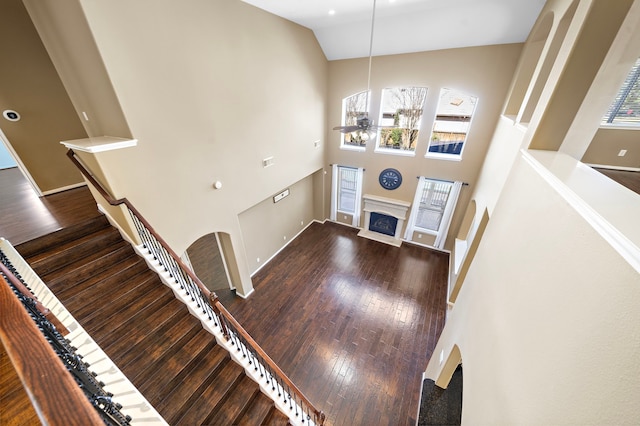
[328,9,336,15]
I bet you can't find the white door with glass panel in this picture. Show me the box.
[405,178,462,250]
[330,165,364,227]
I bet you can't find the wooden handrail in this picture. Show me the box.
[214,301,325,423]
[67,148,325,425]
[0,275,105,425]
[0,262,69,335]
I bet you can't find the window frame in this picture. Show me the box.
[375,86,428,156]
[600,57,640,129]
[404,178,464,250]
[330,165,364,227]
[425,88,478,160]
[339,90,371,151]
[412,180,454,235]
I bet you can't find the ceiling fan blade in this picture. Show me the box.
[333,125,360,133]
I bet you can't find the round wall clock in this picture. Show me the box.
[379,168,402,190]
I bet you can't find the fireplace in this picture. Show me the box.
[369,212,398,237]
[358,194,411,247]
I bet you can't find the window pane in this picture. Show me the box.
[415,181,452,231]
[337,166,358,213]
[377,87,427,151]
[341,91,370,147]
[602,58,640,126]
[428,88,478,157]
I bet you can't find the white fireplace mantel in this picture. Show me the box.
[358,194,411,247]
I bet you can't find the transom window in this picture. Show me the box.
[427,88,478,158]
[340,90,370,149]
[377,87,428,153]
[601,57,640,127]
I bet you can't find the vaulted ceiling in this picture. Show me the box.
[241,0,547,60]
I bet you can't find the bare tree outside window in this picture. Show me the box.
[378,87,428,151]
[341,91,370,147]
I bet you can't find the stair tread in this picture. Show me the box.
[58,257,150,314]
[134,328,216,393]
[100,295,187,352]
[106,301,193,367]
[76,273,168,335]
[170,359,245,425]
[44,243,138,293]
[151,345,231,418]
[264,406,293,425]
[204,374,261,425]
[236,392,278,425]
[27,227,124,276]
[122,315,203,381]
[15,216,110,258]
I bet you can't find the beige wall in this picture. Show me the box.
[582,128,640,168]
[239,172,318,276]
[326,44,523,249]
[23,0,131,138]
[529,0,635,151]
[32,0,328,295]
[427,151,640,424]
[0,0,87,193]
[427,0,640,423]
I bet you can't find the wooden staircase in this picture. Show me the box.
[15,215,290,425]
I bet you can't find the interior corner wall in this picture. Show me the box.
[239,173,316,276]
[23,0,132,139]
[426,152,640,424]
[0,0,87,192]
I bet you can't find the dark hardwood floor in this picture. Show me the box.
[594,168,640,195]
[0,167,100,245]
[218,222,450,426]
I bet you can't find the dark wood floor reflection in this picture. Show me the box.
[594,168,640,195]
[219,222,449,426]
[0,167,100,245]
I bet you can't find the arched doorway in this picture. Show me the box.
[418,346,463,425]
[184,232,232,292]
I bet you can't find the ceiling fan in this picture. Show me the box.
[332,0,381,141]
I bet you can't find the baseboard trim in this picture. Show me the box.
[41,181,88,196]
[250,220,320,278]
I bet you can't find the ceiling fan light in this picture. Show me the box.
[361,131,370,142]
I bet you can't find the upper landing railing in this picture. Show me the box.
[0,257,131,425]
[66,149,325,426]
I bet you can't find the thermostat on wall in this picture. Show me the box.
[3,110,20,122]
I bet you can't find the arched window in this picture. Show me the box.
[340,90,370,150]
[376,86,428,154]
[427,88,478,159]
